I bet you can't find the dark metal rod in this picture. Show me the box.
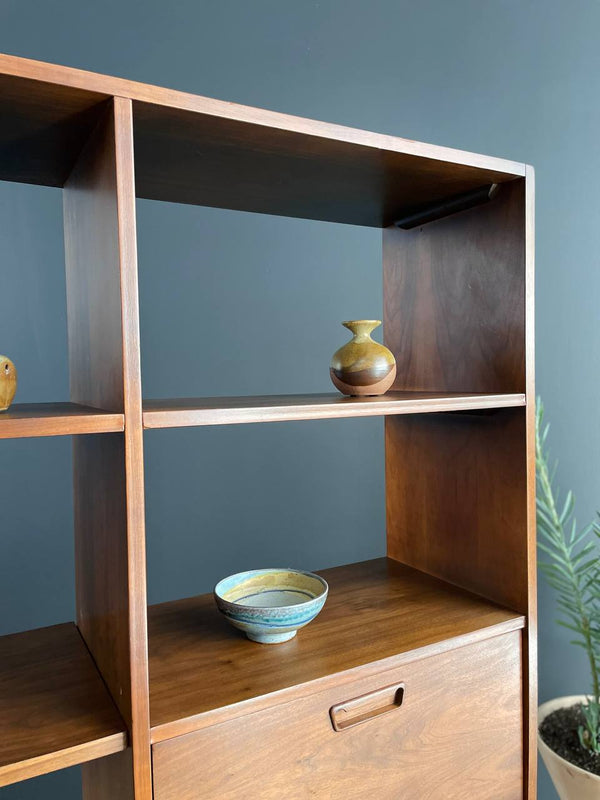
[393,183,499,230]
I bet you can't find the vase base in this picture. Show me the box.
[330,364,396,397]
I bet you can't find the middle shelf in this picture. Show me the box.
[143,391,525,429]
[0,402,125,439]
[147,557,525,743]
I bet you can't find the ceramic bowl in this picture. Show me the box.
[214,568,328,644]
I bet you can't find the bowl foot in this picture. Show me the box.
[246,630,297,644]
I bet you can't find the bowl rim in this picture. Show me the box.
[214,567,329,610]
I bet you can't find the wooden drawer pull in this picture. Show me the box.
[329,683,405,731]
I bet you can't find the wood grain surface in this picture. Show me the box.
[383,178,526,393]
[0,53,524,226]
[0,623,126,787]
[148,558,524,742]
[152,631,523,800]
[64,99,151,799]
[0,53,525,178]
[383,172,536,794]
[0,402,123,439]
[0,70,108,186]
[143,391,525,429]
[113,96,152,800]
[131,101,518,226]
[386,408,529,613]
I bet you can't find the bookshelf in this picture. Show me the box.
[0,53,536,799]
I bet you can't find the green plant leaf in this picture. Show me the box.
[536,397,600,751]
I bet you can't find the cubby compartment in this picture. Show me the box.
[144,418,386,604]
[0,436,74,636]
[0,180,124,439]
[136,191,526,432]
[144,410,527,752]
[0,78,131,795]
[0,437,127,788]
[136,201,383,400]
[133,102,527,435]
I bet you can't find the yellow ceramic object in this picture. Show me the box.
[0,355,17,411]
[330,320,396,396]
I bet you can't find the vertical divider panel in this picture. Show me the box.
[383,175,536,797]
[63,97,151,800]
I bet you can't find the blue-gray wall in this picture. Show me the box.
[1,2,599,798]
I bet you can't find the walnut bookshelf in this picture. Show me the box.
[0,53,536,799]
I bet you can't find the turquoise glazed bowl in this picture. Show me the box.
[214,568,328,644]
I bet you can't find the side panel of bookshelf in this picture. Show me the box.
[385,409,529,611]
[383,178,526,395]
[524,164,537,799]
[383,174,535,795]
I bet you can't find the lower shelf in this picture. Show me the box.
[0,623,127,787]
[148,557,526,742]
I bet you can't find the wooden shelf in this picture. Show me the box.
[0,54,525,227]
[131,103,521,226]
[143,392,525,429]
[0,623,127,787]
[147,558,525,743]
[0,403,124,439]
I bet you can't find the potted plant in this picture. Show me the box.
[536,399,600,798]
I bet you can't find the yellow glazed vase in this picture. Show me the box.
[0,355,17,411]
[330,320,396,397]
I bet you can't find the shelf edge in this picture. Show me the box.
[143,394,526,430]
[0,730,127,789]
[0,53,526,177]
[0,410,125,440]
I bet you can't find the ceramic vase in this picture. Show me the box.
[0,355,17,411]
[330,320,396,396]
[538,696,600,800]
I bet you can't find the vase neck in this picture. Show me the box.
[343,320,381,341]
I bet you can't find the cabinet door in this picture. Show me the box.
[153,631,523,800]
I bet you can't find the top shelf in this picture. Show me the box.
[0,53,526,226]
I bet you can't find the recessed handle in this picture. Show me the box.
[329,683,405,731]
